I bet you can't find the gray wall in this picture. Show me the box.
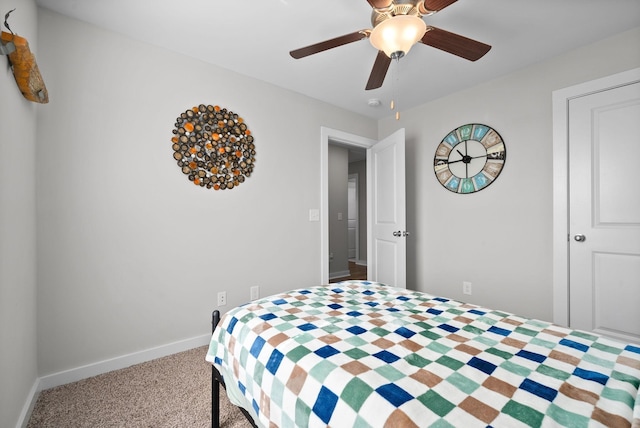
[379,27,640,321]
[0,1,39,426]
[35,8,376,376]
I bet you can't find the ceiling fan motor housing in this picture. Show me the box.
[371,0,433,28]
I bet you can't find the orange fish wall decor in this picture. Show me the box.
[1,30,49,103]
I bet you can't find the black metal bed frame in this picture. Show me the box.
[211,310,258,428]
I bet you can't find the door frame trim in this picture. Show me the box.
[321,127,376,284]
[551,67,640,326]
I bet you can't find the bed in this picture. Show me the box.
[206,280,640,427]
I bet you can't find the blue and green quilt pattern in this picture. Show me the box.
[206,281,640,427]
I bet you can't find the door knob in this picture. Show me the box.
[393,231,401,237]
[574,234,586,242]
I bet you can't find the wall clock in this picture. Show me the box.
[433,123,506,194]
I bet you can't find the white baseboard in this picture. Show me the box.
[37,333,211,392]
[18,334,211,427]
[17,333,213,427]
[17,380,39,428]
[329,270,350,280]
[17,334,212,427]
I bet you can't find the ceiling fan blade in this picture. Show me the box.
[366,0,393,9]
[420,26,491,61]
[420,0,458,13]
[290,31,369,59]
[365,50,392,90]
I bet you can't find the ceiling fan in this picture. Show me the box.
[289,0,491,91]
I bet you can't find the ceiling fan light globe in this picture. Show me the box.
[369,15,427,57]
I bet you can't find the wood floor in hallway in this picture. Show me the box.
[330,261,367,283]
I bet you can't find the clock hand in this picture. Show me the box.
[447,159,463,164]
[447,154,487,164]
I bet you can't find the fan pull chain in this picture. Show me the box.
[390,54,401,120]
[390,56,396,113]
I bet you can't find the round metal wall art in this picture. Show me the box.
[171,104,255,190]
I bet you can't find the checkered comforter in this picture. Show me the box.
[206,281,640,427]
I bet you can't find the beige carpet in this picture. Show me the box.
[28,346,253,427]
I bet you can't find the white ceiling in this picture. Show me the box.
[34,0,640,119]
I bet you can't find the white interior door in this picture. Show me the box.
[367,129,406,288]
[568,80,640,344]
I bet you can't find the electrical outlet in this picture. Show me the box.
[217,291,227,306]
[463,281,472,295]
[250,286,260,300]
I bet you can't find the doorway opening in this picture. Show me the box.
[320,127,376,284]
[327,150,368,283]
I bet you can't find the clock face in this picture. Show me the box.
[433,124,506,194]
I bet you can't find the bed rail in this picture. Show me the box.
[211,310,221,428]
[211,309,258,428]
